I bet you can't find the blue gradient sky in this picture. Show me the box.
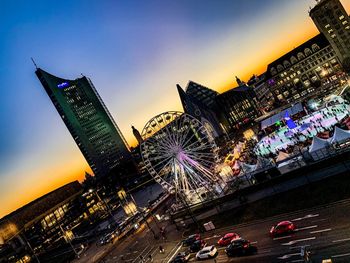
[1,0,349,218]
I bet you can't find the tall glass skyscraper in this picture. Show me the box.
[36,68,132,179]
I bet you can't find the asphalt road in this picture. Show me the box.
[171,198,350,263]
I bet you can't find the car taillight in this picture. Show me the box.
[288,224,293,229]
[243,244,248,248]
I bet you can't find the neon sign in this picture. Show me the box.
[57,82,69,89]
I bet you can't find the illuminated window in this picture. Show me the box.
[331,34,336,38]
[339,15,344,20]
[342,21,348,25]
[325,24,330,28]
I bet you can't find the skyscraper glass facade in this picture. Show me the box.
[36,68,132,178]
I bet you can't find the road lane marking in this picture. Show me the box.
[289,244,311,250]
[292,214,319,221]
[166,243,182,263]
[278,253,300,259]
[203,234,220,240]
[310,228,332,234]
[312,218,327,223]
[250,241,258,244]
[331,252,350,258]
[332,238,350,243]
[258,249,271,255]
[282,237,316,246]
[273,235,291,240]
[295,225,318,231]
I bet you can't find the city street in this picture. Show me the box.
[163,198,350,263]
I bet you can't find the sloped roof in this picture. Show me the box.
[309,136,330,153]
[276,151,290,162]
[331,126,350,143]
[0,181,82,230]
[266,33,329,79]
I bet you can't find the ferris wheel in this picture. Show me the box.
[140,111,222,204]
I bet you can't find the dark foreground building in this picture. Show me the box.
[0,182,107,263]
[36,68,133,179]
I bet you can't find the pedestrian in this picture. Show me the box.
[148,254,153,262]
[159,245,165,253]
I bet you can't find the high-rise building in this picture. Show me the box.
[36,68,132,179]
[310,0,350,64]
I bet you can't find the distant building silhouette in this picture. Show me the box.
[132,125,143,145]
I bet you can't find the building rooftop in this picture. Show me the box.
[0,181,82,234]
[265,33,330,79]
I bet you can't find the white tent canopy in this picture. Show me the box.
[276,151,290,162]
[331,126,350,143]
[256,156,274,169]
[238,161,256,173]
[309,136,330,153]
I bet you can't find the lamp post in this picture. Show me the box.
[129,193,158,239]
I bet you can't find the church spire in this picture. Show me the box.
[132,125,143,145]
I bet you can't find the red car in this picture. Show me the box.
[270,221,296,237]
[217,233,240,246]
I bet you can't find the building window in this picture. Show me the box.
[297,52,305,60]
[304,48,312,56]
[339,15,344,20]
[277,64,284,72]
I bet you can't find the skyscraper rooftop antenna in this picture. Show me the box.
[31,57,38,69]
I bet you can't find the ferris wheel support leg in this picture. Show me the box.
[178,193,203,233]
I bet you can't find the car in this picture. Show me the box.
[182,234,201,246]
[217,232,240,246]
[190,240,206,253]
[98,232,115,245]
[195,245,218,260]
[270,221,296,237]
[171,251,191,263]
[225,238,257,257]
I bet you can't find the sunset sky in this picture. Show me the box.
[1,0,349,218]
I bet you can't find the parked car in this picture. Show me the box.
[195,245,218,260]
[190,240,206,253]
[171,251,191,263]
[270,221,296,237]
[217,232,240,246]
[182,234,201,246]
[225,238,257,257]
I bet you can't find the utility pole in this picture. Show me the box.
[21,232,40,263]
[60,225,79,258]
[130,194,158,239]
